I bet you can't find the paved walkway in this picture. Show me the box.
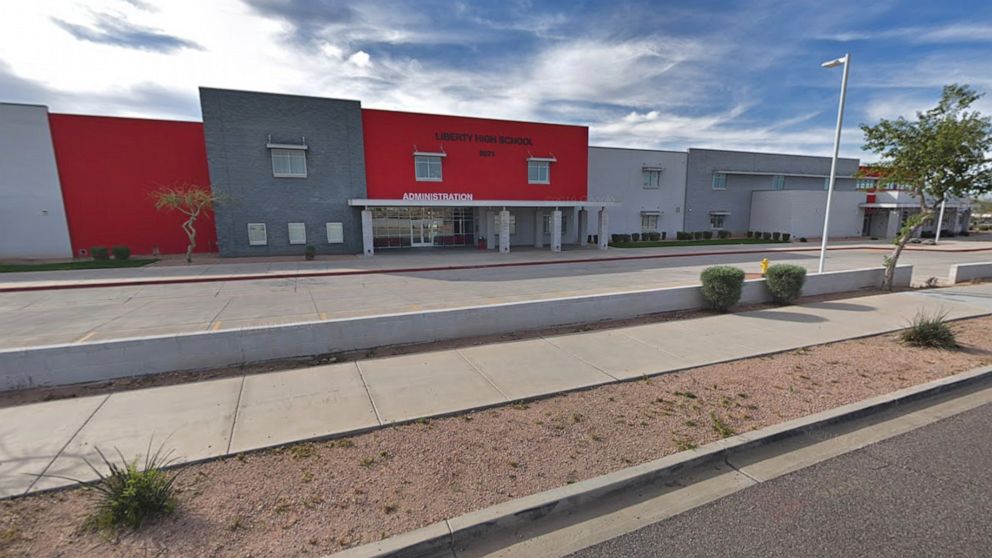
[2,283,991,499]
[2,243,990,349]
[3,239,991,290]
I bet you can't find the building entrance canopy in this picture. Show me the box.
[352,199,615,256]
[348,198,618,208]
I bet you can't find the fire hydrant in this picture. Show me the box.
[760,258,769,277]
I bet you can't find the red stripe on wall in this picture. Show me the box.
[48,113,217,256]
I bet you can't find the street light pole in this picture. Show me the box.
[935,198,947,243]
[818,53,850,274]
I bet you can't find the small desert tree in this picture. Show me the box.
[152,184,221,263]
[861,84,992,290]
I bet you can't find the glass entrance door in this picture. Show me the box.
[411,219,435,247]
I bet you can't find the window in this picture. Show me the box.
[709,214,727,229]
[271,149,307,178]
[528,160,550,184]
[824,177,831,190]
[414,155,443,181]
[326,222,344,244]
[247,223,267,246]
[288,222,306,245]
[642,169,662,189]
[641,214,659,232]
[494,213,517,235]
[541,213,568,235]
[712,173,727,190]
[771,175,785,190]
[856,178,877,190]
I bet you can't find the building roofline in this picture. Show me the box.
[589,145,687,154]
[48,111,203,125]
[0,101,50,109]
[687,146,860,162]
[361,107,588,130]
[198,86,361,105]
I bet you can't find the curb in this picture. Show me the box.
[327,364,992,558]
[4,244,988,293]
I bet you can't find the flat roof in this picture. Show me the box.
[348,199,618,208]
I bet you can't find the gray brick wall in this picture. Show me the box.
[200,88,367,256]
[684,148,861,234]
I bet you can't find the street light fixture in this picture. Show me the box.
[818,53,850,273]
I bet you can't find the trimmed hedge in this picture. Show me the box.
[693,231,704,240]
[702,231,713,240]
[772,232,781,241]
[700,266,745,312]
[765,264,806,304]
[631,233,641,242]
[90,246,110,260]
[111,245,131,260]
[762,232,772,240]
[782,233,791,242]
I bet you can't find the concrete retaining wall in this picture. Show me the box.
[948,262,992,284]
[0,265,911,391]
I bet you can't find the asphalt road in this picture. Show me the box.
[569,402,992,558]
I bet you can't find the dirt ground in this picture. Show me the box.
[2,314,991,557]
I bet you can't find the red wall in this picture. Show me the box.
[362,109,588,201]
[49,114,216,256]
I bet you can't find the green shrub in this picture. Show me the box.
[765,264,806,304]
[782,233,791,242]
[753,232,762,239]
[111,245,131,260]
[678,231,690,240]
[747,231,754,238]
[90,246,110,260]
[772,232,781,241]
[762,232,772,240]
[305,245,316,260]
[799,237,808,242]
[900,310,958,349]
[631,233,641,242]
[693,231,704,240]
[700,266,745,311]
[64,443,180,530]
[703,231,713,240]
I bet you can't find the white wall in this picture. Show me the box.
[749,190,865,238]
[587,147,687,239]
[0,104,73,259]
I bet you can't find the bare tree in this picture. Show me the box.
[151,184,222,263]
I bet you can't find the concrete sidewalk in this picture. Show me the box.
[4,239,991,291]
[2,283,992,499]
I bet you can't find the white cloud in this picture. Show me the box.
[347,50,371,68]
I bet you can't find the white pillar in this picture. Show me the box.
[597,208,609,249]
[486,211,497,250]
[361,209,374,256]
[551,209,562,253]
[499,209,511,253]
[534,210,543,248]
[578,209,588,246]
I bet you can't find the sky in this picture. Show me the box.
[2,0,991,160]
